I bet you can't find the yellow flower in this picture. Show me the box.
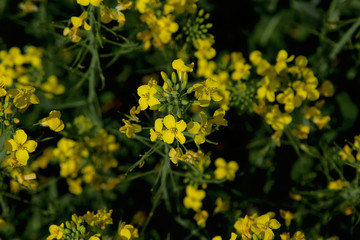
[194,210,208,227]
[150,118,164,141]
[319,80,335,97]
[101,1,133,24]
[328,179,349,190]
[0,218,6,228]
[137,83,160,110]
[232,61,251,81]
[210,108,228,127]
[83,209,113,230]
[275,49,294,74]
[4,129,37,166]
[67,178,82,195]
[39,110,65,132]
[168,147,183,164]
[281,231,306,240]
[163,0,198,14]
[47,223,64,240]
[7,86,40,110]
[193,78,223,107]
[279,209,296,227]
[194,38,216,60]
[276,88,302,113]
[183,185,206,211]
[264,105,292,131]
[214,157,239,181]
[257,75,280,102]
[233,214,256,239]
[63,12,91,42]
[212,232,238,240]
[116,222,139,240]
[187,111,212,145]
[251,213,281,240]
[291,124,310,140]
[162,114,187,144]
[77,0,103,6]
[214,197,230,214]
[119,119,142,138]
[172,58,194,73]
[40,75,65,98]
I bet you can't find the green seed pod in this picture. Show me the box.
[171,90,178,97]
[159,105,167,112]
[187,86,194,94]
[64,228,72,234]
[176,109,182,118]
[181,100,189,105]
[175,84,180,91]
[171,71,177,84]
[166,77,173,89]
[154,85,163,93]
[198,9,204,17]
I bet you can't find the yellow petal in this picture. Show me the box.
[71,16,83,28]
[163,115,176,129]
[14,129,27,145]
[77,0,90,6]
[16,149,29,165]
[23,140,37,153]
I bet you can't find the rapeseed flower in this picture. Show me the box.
[251,213,281,240]
[77,0,103,6]
[119,119,142,138]
[47,223,64,240]
[183,185,205,211]
[39,110,65,132]
[187,111,212,145]
[4,129,37,166]
[162,114,187,144]
[150,118,164,141]
[194,210,208,227]
[193,78,223,107]
[214,157,239,181]
[137,82,160,110]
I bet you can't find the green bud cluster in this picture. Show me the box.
[229,82,257,114]
[182,9,214,42]
[158,70,193,118]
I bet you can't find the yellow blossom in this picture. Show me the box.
[187,111,212,145]
[183,185,206,211]
[328,179,349,190]
[82,209,113,230]
[162,114,187,144]
[194,38,216,60]
[169,147,183,164]
[251,213,281,240]
[257,75,280,102]
[119,119,142,138]
[116,222,139,240]
[150,118,164,141]
[275,49,294,74]
[194,210,208,227]
[137,82,160,110]
[39,110,65,132]
[265,105,292,131]
[214,197,230,214]
[47,223,64,240]
[7,86,40,110]
[276,88,302,112]
[4,129,37,166]
[291,125,310,139]
[40,75,65,98]
[232,61,251,81]
[77,0,103,6]
[66,178,83,195]
[214,158,239,181]
[279,209,296,227]
[234,214,257,239]
[193,78,223,107]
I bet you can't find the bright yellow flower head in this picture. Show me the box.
[187,111,212,145]
[4,129,37,166]
[39,110,65,132]
[137,83,160,110]
[193,78,223,107]
[77,0,103,6]
[328,179,349,190]
[183,185,206,211]
[150,118,164,142]
[194,210,208,227]
[162,114,187,144]
[119,119,142,138]
[214,157,239,181]
[172,58,194,73]
[82,209,113,230]
[46,223,64,240]
[7,86,40,110]
[257,75,280,103]
[251,213,281,240]
[265,105,292,131]
[279,209,296,227]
